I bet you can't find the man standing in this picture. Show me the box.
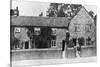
[62,30,70,59]
[62,39,66,58]
[66,30,70,46]
[62,40,65,51]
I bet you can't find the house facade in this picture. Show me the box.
[11,16,70,50]
[10,7,96,61]
[69,7,96,46]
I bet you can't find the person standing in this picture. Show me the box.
[76,38,82,58]
[62,40,66,58]
[62,40,65,51]
[62,30,70,59]
[66,31,70,46]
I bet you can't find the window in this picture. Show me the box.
[15,27,20,33]
[51,28,56,35]
[34,28,40,35]
[75,25,80,32]
[85,24,92,32]
[51,40,56,47]
[51,28,56,48]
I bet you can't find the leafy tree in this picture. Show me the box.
[57,5,65,17]
[46,3,82,18]
[88,11,94,18]
[46,3,59,17]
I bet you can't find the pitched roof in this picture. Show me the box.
[11,16,70,27]
[70,6,94,24]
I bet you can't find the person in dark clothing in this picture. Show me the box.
[66,31,70,48]
[66,32,70,41]
[62,40,65,51]
[66,32,70,39]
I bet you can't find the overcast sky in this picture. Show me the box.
[12,0,97,16]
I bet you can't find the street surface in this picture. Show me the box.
[12,57,96,67]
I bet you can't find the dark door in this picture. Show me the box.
[25,41,29,49]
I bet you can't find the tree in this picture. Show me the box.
[88,11,94,18]
[70,4,82,16]
[46,3,59,17]
[57,6,65,17]
[46,3,82,18]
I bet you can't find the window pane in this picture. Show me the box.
[15,27,20,33]
[52,28,56,35]
[51,40,56,47]
[85,25,90,32]
[75,25,80,32]
[34,28,40,35]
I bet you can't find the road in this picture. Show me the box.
[11,57,96,67]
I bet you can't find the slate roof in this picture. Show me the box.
[11,16,70,27]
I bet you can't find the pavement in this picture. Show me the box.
[11,56,97,67]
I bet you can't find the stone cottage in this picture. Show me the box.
[11,16,70,49]
[69,7,96,46]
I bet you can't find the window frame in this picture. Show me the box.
[14,27,21,33]
[85,24,92,32]
[34,27,41,35]
[51,28,57,35]
[51,40,56,47]
[74,24,80,32]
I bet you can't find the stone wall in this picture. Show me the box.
[11,46,96,61]
[80,46,97,57]
[65,46,96,58]
[11,49,62,61]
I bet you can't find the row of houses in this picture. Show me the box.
[10,6,96,50]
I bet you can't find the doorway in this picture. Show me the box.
[25,41,29,49]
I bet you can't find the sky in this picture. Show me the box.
[12,0,97,16]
